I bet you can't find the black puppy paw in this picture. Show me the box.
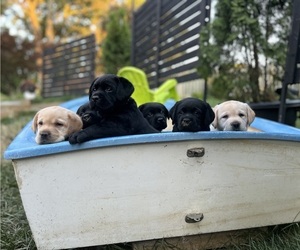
[68,132,80,144]
[69,130,90,144]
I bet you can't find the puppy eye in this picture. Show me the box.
[222,115,228,119]
[239,113,245,118]
[147,113,153,117]
[55,122,64,127]
[38,121,43,125]
[105,86,112,92]
[93,87,97,91]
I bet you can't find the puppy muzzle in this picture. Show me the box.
[181,118,192,127]
[156,117,166,124]
[37,130,53,144]
[230,121,241,131]
[40,131,51,139]
[89,100,96,109]
[90,96,100,109]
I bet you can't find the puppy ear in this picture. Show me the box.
[246,104,256,125]
[211,104,219,128]
[169,103,178,125]
[204,102,215,128]
[116,76,134,101]
[138,103,146,112]
[31,111,39,133]
[163,106,170,118]
[89,77,99,99]
[67,112,83,134]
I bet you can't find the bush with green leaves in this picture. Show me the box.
[198,0,291,102]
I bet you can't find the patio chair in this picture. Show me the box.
[117,66,179,106]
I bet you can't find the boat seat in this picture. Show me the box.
[117,66,180,106]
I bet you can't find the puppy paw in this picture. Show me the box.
[68,132,80,144]
[69,130,89,144]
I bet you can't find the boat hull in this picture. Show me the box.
[12,138,300,249]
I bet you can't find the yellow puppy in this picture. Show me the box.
[32,106,83,144]
[211,100,255,131]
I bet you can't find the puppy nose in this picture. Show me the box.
[182,118,191,125]
[157,117,164,122]
[231,121,240,129]
[40,131,50,138]
[92,96,99,102]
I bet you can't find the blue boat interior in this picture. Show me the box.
[4,97,300,160]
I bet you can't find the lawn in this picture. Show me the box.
[1,111,37,249]
[1,102,299,250]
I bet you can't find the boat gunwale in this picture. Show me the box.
[4,96,300,160]
[4,127,300,160]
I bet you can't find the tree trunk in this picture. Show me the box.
[249,41,260,102]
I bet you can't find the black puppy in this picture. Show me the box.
[69,74,158,144]
[76,102,102,129]
[139,102,169,131]
[169,97,215,132]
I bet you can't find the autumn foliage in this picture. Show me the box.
[1,0,145,96]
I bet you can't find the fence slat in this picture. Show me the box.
[132,0,211,87]
[42,34,95,98]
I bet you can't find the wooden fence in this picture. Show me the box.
[131,0,211,88]
[42,35,95,98]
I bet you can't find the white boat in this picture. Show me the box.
[4,96,300,250]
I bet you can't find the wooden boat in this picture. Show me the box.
[4,96,300,249]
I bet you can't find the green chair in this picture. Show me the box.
[117,66,179,106]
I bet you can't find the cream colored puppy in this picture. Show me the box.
[32,106,83,144]
[211,100,255,131]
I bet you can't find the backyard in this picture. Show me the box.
[1,0,299,247]
[1,96,299,250]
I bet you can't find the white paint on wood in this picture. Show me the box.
[13,139,300,249]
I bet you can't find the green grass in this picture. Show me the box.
[229,224,300,250]
[1,111,37,250]
[0,162,36,250]
[1,104,299,250]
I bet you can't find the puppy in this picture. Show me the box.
[68,74,159,144]
[211,100,255,131]
[169,97,215,132]
[76,102,102,129]
[32,106,83,144]
[139,102,169,131]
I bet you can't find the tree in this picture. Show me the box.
[198,0,292,102]
[102,7,131,74]
[1,0,145,95]
[1,30,38,95]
